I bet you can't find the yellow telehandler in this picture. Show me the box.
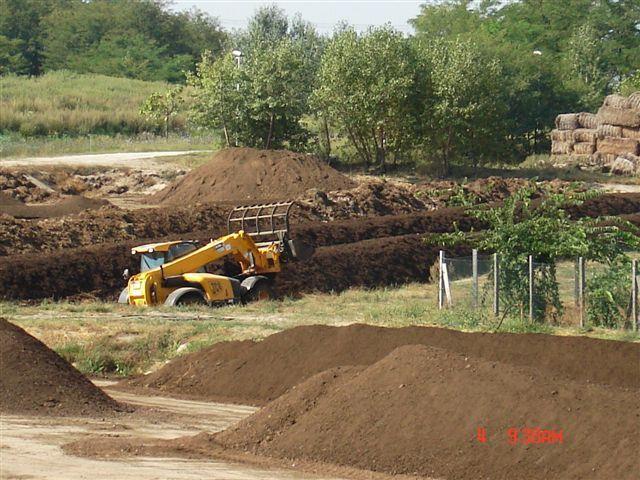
[118,202,312,307]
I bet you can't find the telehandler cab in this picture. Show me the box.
[118,202,312,307]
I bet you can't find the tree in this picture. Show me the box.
[189,7,321,149]
[39,0,225,81]
[416,38,507,175]
[187,52,242,147]
[0,0,70,75]
[563,23,609,110]
[0,35,30,75]
[312,26,416,169]
[140,85,184,137]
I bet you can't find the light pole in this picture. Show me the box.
[231,50,243,146]
[232,49,243,91]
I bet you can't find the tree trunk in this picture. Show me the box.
[346,127,367,166]
[378,126,386,171]
[265,112,275,149]
[442,126,454,176]
[322,116,332,160]
[164,114,169,139]
[223,124,230,147]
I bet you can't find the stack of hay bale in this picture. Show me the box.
[550,91,640,175]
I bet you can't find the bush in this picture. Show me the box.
[586,257,634,328]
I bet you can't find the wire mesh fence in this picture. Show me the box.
[438,251,639,330]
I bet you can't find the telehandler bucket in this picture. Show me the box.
[227,201,314,261]
[227,201,294,240]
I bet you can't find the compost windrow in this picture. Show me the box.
[0,318,122,416]
[121,323,639,405]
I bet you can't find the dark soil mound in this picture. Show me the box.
[123,324,639,405]
[0,318,121,416]
[153,147,356,204]
[277,234,469,296]
[0,242,138,300]
[0,203,228,257]
[0,191,23,206]
[217,344,639,479]
[0,195,109,219]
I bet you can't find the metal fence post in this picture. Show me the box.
[472,249,478,309]
[493,253,499,317]
[438,250,444,310]
[578,257,585,328]
[574,258,579,307]
[528,255,534,322]
[632,259,638,331]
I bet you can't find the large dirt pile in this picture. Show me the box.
[0,318,121,416]
[217,344,639,479]
[123,324,639,405]
[152,148,356,204]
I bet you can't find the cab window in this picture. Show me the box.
[166,242,198,262]
[140,252,166,272]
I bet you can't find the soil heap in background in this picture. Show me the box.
[217,344,639,480]
[123,324,639,405]
[0,195,109,219]
[152,147,356,204]
[0,318,121,416]
[0,169,55,203]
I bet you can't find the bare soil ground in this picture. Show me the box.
[0,383,353,480]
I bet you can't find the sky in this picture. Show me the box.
[170,1,425,35]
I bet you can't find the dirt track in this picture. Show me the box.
[0,150,208,169]
[0,383,348,480]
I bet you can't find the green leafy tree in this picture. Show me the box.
[140,85,184,137]
[39,0,225,81]
[563,23,609,110]
[312,26,416,169]
[417,38,507,175]
[0,0,70,74]
[187,52,242,147]
[618,71,640,96]
[189,7,320,149]
[0,35,30,75]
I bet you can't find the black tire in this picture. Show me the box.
[242,277,275,303]
[164,287,207,307]
[175,291,207,306]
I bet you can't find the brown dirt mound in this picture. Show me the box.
[122,324,639,406]
[277,234,469,296]
[152,147,356,204]
[216,344,639,479]
[0,203,229,257]
[0,169,55,202]
[0,195,109,219]
[0,318,121,416]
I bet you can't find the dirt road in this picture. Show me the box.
[0,381,344,480]
[0,151,209,170]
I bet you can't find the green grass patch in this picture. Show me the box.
[3,283,637,377]
[0,71,180,137]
